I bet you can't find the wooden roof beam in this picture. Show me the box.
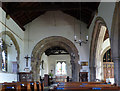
[2,3,25,31]
[9,5,95,14]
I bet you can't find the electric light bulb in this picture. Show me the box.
[86,36,88,41]
[74,35,77,41]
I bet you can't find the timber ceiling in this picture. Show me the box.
[45,46,69,56]
[2,2,100,31]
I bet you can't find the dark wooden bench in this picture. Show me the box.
[36,81,41,91]
[0,81,43,91]
[51,82,120,91]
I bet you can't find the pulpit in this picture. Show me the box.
[18,72,32,82]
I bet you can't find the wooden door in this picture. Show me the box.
[79,72,88,82]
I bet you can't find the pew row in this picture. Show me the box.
[50,82,120,91]
[0,81,43,91]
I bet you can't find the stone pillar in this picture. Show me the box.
[16,58,19,81]
[36,73,40,81]
[74,63,79,82]
[71,62,79,82]
[112,58,120,86]
[32,61,37,81]
[0,48,2,72]
[34,72,40,81]
[33,71,37,81]
[71,62,75,82]
[111,2,120,86]
[89,67,96,82]
[37,65,40,81]
[0,9,2,72]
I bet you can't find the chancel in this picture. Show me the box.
[0,1,120,91]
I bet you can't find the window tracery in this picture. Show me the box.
[56,61,67,75]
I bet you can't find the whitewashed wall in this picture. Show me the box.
[0,7,24,82]
[24,11,89,72]
[0,73,17,83]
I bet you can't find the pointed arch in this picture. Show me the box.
[89,16,108,81]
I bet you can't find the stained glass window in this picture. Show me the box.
[2,50,7,71]
[1,40,7,72]
[56,62,62,75]
[56,61,67,75]
[62,62,66,75]
[103,49,113,62]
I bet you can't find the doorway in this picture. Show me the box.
[79,72,88,82]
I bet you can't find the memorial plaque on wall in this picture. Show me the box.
[81,62,88,66]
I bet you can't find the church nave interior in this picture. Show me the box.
[0,1,120,91]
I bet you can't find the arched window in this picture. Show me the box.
[103,49,113,62]
[62,62,66,75]
[56,61,67,75]
[2,50,7,71]
[56,62,62,75]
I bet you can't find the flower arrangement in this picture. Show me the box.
[49,70,53,78]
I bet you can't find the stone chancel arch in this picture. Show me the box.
[31,36,80,82]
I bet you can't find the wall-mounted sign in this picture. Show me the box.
[81,62,88,66]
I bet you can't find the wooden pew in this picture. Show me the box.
[0,81,43,91]
[19,81,42,91]
[1,82,32,91]
[1,82,18,91]
[18,81,41,91]
[36,81,41,91]
[51,82,120,91]
[0,83,2,91]
[29,81,38,91]
[34,82,37,91]
[17,82,31,91]
[40,82,44,91]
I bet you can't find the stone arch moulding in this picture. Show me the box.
[31,36,80,82]
[89,16,108,82]
[101,46,111,59]
[0,31,20,71]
